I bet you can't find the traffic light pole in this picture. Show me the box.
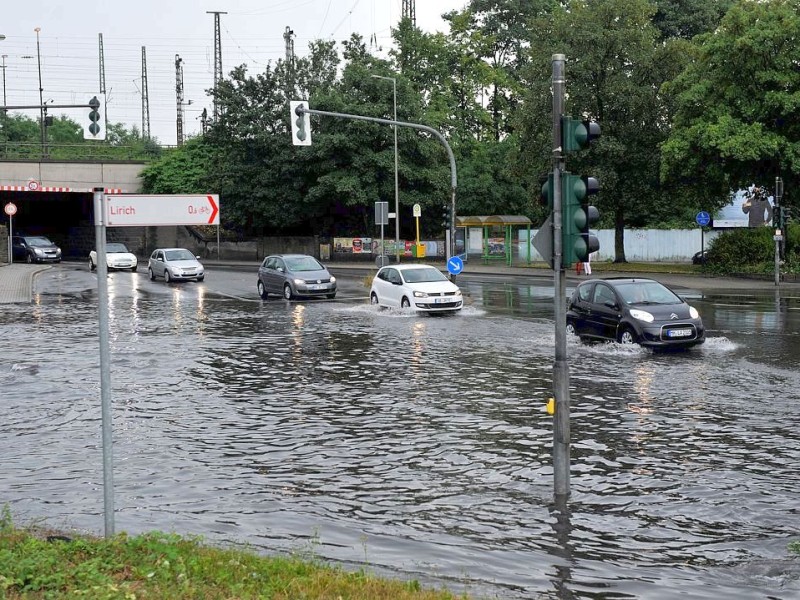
[297,105,458,267]
[551,54,571,499]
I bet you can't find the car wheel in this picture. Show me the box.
[258,280,269,299]
[283,283,294,300]
[401,297,411,309]
[89,259,96,271]
[618,326,638,345]
[148,268,155,281]
[196,275,205,282]
[26,253,33,264]
[164,271,172,283]
[566,321,576,336]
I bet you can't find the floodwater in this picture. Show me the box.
[2,267,800,599]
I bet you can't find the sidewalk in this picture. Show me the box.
[0,264,51,304]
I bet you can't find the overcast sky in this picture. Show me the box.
[2,0,467,146]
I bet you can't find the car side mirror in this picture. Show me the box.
[604,300,617,309]
[278,267,284,273]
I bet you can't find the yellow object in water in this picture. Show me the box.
[546,398,555,415]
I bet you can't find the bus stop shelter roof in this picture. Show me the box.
[455,215,532,227]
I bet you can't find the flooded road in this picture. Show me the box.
[2,264,800,599]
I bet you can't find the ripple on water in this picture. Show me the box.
[1,293,799,599]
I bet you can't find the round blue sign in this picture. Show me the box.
[696,211,711,227]
[447,256,464,275]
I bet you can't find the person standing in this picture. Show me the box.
[742,187,773,227]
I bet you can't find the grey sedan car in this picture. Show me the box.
[257,254,336,300]
[147,248,205,283]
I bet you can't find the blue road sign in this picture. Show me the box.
[447,256,464,275]
[696,211,711,227]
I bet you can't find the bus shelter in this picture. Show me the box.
[455,215,533,266]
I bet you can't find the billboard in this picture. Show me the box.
[713,186,774,228]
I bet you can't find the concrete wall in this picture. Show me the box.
[0,160,145,192]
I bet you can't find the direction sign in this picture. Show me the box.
[447,256,464,275]
[413,203,421,218]
[4,202,17,216]
[696,211,711,227]
[105,194,219,227]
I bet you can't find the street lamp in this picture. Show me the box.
[1,55,6,115]
[371,74,400,263]
[34,27,46,156]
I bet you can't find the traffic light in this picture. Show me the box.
[561,173,600,268]
[83,94,106,140]
[540,172,555,209]
[561,116,600,153]
[442,203,452,229]
[289,100,312,146]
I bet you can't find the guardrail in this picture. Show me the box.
[0,142,168,162]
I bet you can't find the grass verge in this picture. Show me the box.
[0,515,470,599]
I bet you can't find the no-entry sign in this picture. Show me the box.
[105,194,219,226]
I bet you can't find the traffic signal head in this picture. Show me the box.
[83,94,106,140]
[289,100,312,146]
[442,204,452,229]
[561,173,600,267]
[540,172,555,209]
[561,116,600,154]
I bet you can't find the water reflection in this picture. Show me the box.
[1,282,800,599]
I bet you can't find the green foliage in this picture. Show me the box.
[705,226,778,274]
[0,522,467,599]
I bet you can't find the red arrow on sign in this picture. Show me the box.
[207,195,218,224]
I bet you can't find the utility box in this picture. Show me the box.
[413,243,426,258]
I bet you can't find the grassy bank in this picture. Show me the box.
[0,517,470,599]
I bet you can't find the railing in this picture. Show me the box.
[0,142,167,162]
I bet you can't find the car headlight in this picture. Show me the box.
[329,276,336,284]
[689,306,700,319]
[454,289,462,296]
[294,278,304,285]
[34,249,45,256]
[170,266,183,274]
[630,309,654,323]
[413,291,429,298]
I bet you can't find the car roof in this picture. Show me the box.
[580,277,659,287]
[390,264,440,271]
[267,253,316,259]
[153,247,191,252]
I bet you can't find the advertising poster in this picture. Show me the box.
[714,187,774,228]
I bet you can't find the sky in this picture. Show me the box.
[1,0,467,146]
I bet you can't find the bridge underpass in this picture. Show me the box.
[1,160,145,258]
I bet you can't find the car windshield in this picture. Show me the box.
[165,249,196,261]
[401,267,448,284]
[25,237,53,248]
[106,243,129,253]
[285,256,323,271]
[616,281,682,305]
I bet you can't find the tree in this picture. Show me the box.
[661,0,800,218]
[518,0,690,262]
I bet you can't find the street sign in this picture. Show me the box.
[375,201,389,225]
[447,256,464,275]
[532,215,554,268]
[105,194,219,227]
[413,203,421,218]
[4,202,17,216]
[696,211,711,227]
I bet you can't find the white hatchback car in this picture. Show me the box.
[370,264,462,313]
[89,242,138,272]
[148,248,205,282]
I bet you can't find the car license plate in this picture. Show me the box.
[667,329,692,338]
[434,297,449,304]
[308,284,323,290]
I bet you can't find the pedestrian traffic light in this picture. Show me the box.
[561,116,600,154]
[83,94,106,140]
[540,172,555,209]
[561,173,600,268]
[289,100,312,146]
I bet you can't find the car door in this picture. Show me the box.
[268,257,286,293]
[384,268,405,307]
[11,237,27,260]
[569,283,595,335]
[151,250,166,278]
[589,283,622,340]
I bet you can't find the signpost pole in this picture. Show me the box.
[7,214,11,264]
[93,187,115,538]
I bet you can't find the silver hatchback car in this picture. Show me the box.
[148,248,205,283]
[257,254,336,300]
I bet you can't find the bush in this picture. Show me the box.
[706,226,775,273]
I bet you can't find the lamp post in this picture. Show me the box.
[371,74,400,263]
[34,27,46,157]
